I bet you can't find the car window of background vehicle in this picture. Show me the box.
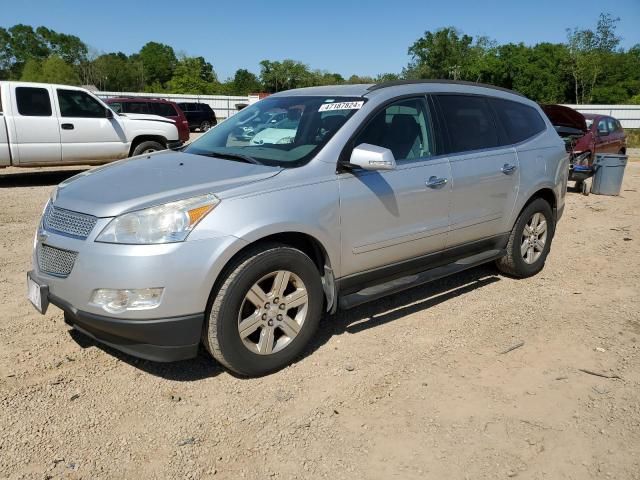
[57,90,106,118]
[16,87,52,116]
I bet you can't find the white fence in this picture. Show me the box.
[96,91,256,120]
[563,105,640,129]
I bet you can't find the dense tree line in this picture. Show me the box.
[0,13,638,103]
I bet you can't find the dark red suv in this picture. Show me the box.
[105,97,190,143]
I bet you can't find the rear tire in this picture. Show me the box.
[496,198,554,278]
[200,121,212,132]
[131,140,164,156]
[203,244,323,377]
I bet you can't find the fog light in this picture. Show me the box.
[90,288,163,314]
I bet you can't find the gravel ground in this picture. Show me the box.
[1,159,639,479]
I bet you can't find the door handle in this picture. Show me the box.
[426,176,448,188]
[61,123,74,130]
[501,163,517,175]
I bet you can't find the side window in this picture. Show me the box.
[125,102,150,114]
[437,94,498,153]
[109,102,123,113]
[490,98,545,144]
[352,97,433,162]
[607,118,617,133]
[57,90,106,118]
[16,87,52,116]
[153,103,176,117]
[597,118,609,135]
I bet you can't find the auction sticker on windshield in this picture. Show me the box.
[318,101,364,112]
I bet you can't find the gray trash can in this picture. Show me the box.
[591,154,628,196]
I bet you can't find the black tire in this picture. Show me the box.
[131,140,164,156]
[574,180,584,193]
[496,198,555,278]
[200,121,212,132]
[203,244,324,377]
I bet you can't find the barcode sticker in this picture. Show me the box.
[318,101,364,112]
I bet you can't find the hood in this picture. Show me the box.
[120,113,175,124]
[541,105,588,133]
[53,150,282,217]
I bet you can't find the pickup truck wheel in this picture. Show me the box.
[200,121,212,132]
[132,140,164,156]
[203,244,323,377]
[496,198,554,278]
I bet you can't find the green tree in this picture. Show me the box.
[566,13,621,103]
[136,41,177,87]
[228,68,262,94]
[259,59,313,92]
[20,56,79,84]
[90,53,142,91]
[35,26,87,65]
[405,27,492,81]
[166,56,217,94]
[0,27,12,79]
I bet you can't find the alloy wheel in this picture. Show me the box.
[521,212,547,264]
[237,270,309,355]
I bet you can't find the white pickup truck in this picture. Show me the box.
[0,81,181,168]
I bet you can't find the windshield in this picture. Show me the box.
[184,96,365,167]
[585,119,594,129]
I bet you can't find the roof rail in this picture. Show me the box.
[366,79,525,97]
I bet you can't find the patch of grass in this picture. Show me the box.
[625,129,640,148]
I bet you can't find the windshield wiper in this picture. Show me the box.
[199,151,262,165]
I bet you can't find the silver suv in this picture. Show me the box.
[28,81,568,376]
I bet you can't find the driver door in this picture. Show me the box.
[54,88,127,163]
[338,97,451,278]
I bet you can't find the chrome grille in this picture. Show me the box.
[43,204,97,239]
[37,244,78,278]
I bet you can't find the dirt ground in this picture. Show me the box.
[1,159,639,480]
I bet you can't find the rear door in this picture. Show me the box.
[55,88,127,163]
[594,118,615,154]
[435,94,520,247]
[9,85,62,165]
[606,117,624,154]
[339,96,451,277]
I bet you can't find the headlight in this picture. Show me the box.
[96,193,220,244]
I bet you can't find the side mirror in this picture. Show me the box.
[105,108,114,119]
[348,143,396,171]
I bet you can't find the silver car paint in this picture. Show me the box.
[32,82,567,321]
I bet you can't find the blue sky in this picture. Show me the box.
[2,0,639,80]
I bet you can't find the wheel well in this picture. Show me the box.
[129,135,167,156]
[524,188,557,218]
[206,232,333,316]
[237,232,329,274]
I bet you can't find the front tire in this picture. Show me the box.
[496,198,555,278]
[203,244,324,377]
[131,140,164,156]
[200,121,212,132]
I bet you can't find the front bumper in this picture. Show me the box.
[30,219,247,361]
[51,291,203,361]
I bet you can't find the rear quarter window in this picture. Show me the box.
[153,103,177,117]
[437,94,498,153]
[16,87,52,117]
[490,98,546,144]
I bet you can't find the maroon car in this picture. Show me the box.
[542,105,627,191]
[105,97,190,143]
